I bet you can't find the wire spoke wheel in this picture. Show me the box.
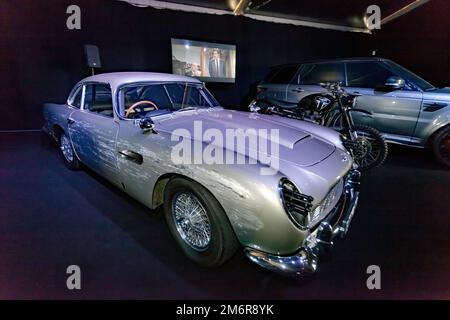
[345,125,388,171]
[60,133,74,163]
[172,192,211,251]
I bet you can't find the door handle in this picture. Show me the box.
[291,88,304,93]
[67,118,76,125]
[119,150,143,165]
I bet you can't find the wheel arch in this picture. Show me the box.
[151,173,178,209]
[52,124,64,143]
[151,172,241,242]
[152,173,221,209]
[428,123,450,146]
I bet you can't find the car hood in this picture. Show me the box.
[154,108,338,167]
[432,87,450,94]
[424,87,450,102]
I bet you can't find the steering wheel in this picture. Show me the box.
[125,100,159,119]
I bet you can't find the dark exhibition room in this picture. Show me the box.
[0,0,449,305]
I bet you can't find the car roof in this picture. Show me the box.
[271,57,392,69]
[77,72,202,90]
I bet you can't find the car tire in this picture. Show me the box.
[59,131,81,170]
[163,177,239,267]
[431,126,450,167]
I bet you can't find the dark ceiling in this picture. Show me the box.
[163,0,421,28]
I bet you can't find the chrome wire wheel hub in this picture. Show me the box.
[172,192,211,251]
[60,134,73,162]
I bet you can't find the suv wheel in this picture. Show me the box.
[432,126,450,167]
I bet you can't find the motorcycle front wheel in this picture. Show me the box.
[342,124,388,172]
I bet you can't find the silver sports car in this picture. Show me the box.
[43,72,360,276]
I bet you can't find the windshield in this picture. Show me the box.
[384,61,435,91]
[118,82,220,119]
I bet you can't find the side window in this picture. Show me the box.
[347,62,392,88]
[70,87,82,109]
[84,84,113,117]
[265,65,299,84]
[299,63,345,85]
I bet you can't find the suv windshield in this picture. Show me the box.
[118,82,220,119]
[384,61,435,91]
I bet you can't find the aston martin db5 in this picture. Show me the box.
[43,72,360,275]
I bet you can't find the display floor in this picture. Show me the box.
[1,132,448,299]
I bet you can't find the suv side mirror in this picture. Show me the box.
[385,76,405,90]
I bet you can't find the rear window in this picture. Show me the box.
[299,63,345,85]
[84,84,113,117]
[264,65,299,84]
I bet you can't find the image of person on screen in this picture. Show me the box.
[208,49,227,78]
[189,63,202,77]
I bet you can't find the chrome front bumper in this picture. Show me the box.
[244,169,360,276]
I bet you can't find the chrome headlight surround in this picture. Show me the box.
[279,178,313,229]
[308,179,344,227]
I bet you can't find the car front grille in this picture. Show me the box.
[279,178,314,227]
[309,179,344,228]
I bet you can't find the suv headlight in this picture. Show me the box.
[279,178,313,229]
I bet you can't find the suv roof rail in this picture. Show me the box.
[270,57,391,69]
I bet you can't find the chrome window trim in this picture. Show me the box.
[80,81,115,119]
[67,85,84,109]
[114,81,219,121]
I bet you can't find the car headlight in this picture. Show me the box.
[308,179,344,227]
[279,178,313,229]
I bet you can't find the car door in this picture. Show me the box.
[346,61,423,143]
[68,82,120,183]
[114,83,177,208]
[258,65,299,105]
[287,62,346,104]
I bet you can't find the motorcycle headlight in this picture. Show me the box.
[279,178,313,229]
[249,100,261,113]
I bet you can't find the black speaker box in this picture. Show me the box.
[84,45,101,68]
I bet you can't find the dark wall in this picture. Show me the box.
[0,0,373,130]
[370,0,449,87]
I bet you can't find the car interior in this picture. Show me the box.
[83,84,114,117]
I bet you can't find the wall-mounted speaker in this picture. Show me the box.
[84,45,102,69]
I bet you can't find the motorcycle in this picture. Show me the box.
[249,82,388,171]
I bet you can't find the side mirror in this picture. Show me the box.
[385,76,405,90]
[139,117,155,133]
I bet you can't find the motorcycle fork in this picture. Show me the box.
[338,99,358,140]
